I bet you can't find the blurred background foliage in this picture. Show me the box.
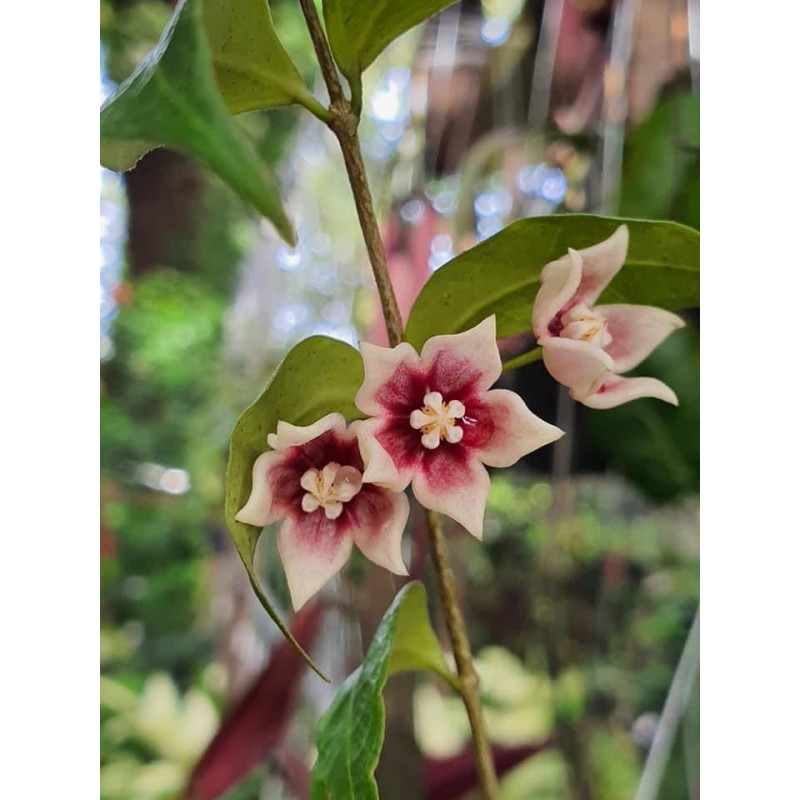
[100,0,699,797]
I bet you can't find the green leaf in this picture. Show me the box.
[586,325,700,501]
[225,336,366,679]
[100,0,295,244]
[203,0,323,116]
[323,0,457,90]
[311,582,457,799]
[404,215,700,350]
[619,94,700,227]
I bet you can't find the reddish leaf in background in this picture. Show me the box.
[183,602,324,800]
[369,198,439,346]
[100,527,117,560]
[425,739,554,799]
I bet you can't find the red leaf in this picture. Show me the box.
[184,602,324,800]
[425,738,554,799]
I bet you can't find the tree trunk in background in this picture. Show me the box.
[124,148,204,276]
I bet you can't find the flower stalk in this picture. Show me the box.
[298,1,500,796]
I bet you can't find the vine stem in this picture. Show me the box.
[298,1,499,797]
[424,509,501,799]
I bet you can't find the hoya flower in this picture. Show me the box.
[354,317,563,539]
[235,413,409,610]
[532,225,685,409]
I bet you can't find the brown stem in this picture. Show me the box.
[298,2,499,796]
[425,509,500,799]
[298,0,344,103]
[298,0,403,347]
[332,120,405,346]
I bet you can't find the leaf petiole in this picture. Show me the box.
[502,346,543,372]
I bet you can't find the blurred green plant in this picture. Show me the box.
[413,472,700,798]
[101,672,219,800]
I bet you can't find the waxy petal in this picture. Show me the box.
[267,412,346,451]
[349,486,410,576]
[355,341,421,416]
[472,389,565,468]
[235,451,284,527]
[353,418,414,492]
[420,316,502,396]
[542,338,614,401]
[595,304,686,373]
[582,375,679,409]
[532,248,582,338]
[411,450,491,540]
[573,224,629,305]
[277,515,354,610]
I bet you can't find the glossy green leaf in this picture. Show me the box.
[311,582,457,799]
[323,0,457,91]
[100,0,295,244]
[203,0,321,115]
[225,336,366,679]
[404,215,700,350]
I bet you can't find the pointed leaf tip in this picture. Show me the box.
[310,582,456,799]
[99,0,295,243]
[225,337,366,676]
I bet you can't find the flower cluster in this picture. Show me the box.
[238,228,684,608]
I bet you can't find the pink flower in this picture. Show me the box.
[532,225,686,409]
[235,413,409,610]
[354,317,563,539]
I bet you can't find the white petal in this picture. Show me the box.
[277,517,353,610]
[420,316,502,395]
[573,224,629,306]
[473,389,564,468]
[594,304,685,373]
[234,451,283,527]
[581,376,679,409]
[350,488,410,576]
[267,413,346,452]
[541,337,614,401]
[355,340,421,416]
[531,248,582,339]
[324,502,343,520]
[352,418,413,493]
[412,455,491,540]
